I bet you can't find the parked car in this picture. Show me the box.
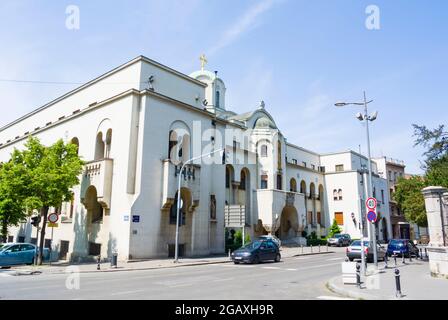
[346,239,387,262]
[0,243,50,267]
[387,239,420,258]
[231,239,281,264]
[257,235,282,248]
[327,233,351,247]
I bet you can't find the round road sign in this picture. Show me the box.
[366,197,377,210]
[367,210,377,223]
[48,213,59,224]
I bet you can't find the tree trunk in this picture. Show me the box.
[1,219,7,243]
[37,206,49,265]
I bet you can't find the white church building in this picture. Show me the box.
[0,55,392,261]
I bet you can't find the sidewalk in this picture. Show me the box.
[327,258,448,300]
[5,246,336,276]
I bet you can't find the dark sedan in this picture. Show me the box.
[231,240,281,264]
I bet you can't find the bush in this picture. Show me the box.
[328,219,342,238]
[226,229,251,253]
[306,238,327,246]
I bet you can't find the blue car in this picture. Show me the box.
[0,243,50,267]
[387,239,420,258]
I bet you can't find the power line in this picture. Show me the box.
[0,79,147,85]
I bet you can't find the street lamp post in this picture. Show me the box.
[174,148,225,263]
[335,91,379,267]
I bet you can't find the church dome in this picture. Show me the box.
[254,117,276,129]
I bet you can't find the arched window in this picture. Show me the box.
[215,91,220,108]
[300,180,306,194]
[70,137,79,155]
[168,130,177,159]
[277,140,282,170]
[260,145,268,157]
[94,132,105,160]
[290,178,297,192]
[333,189,338,201]
[338,189,343,200]
[240,170,246,190]
[309,183,315,199]
[105,129,112,158]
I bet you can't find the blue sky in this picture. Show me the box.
[0,0,446,173]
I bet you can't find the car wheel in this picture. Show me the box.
[348,257,354,261]
[275,253,281,262]
[252,256,260,264]
[234,261,240,264]
[1,266,11,269]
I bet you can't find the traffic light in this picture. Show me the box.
[31,216,41,227]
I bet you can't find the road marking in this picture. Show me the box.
[111,289,145,296]
[262,266,281,270]
[317,295,353,300]
[295,256,312,260]
[169,283,193,288]
[326,257,344,261]
[286,268,297,271]
[212,277,234,282]
[295,262,341,271]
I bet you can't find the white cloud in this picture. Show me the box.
[208,0,279,56]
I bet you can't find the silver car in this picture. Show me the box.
[346,240,387,262]
[327,234,351,247]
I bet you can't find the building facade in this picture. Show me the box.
[0,56,391,261]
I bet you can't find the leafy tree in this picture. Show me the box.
[0,150,35,242]
[328,219,341,238]
[413,124,447,164]
[19,137,84,264]
[394,176,428,227]
[234,229,251,248]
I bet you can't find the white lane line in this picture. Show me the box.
[286,268,297,271]
[169,283,193,288]
[297,262,340,271]
[262,266,281,270]
[326,257,344,261]
[111,289,145,296]
[295,256,312,260]
[317,295,353,300]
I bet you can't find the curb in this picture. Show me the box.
[292,251,335,257]
[326,276,381,300]
[12,259,233,275]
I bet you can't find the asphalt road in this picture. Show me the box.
[0,250,348,300]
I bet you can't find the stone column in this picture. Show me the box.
[421,186,448,278]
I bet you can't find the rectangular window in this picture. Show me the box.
[311,164,315,170]
[319,166,326,173]
[292,159,297,165]
[7,236,14,243]
[334,212,344,225]
[210,195,216,220]
[302,162,307,167]
[307,212,313,225]
[276,174,282,190]
[88,242,101,256]
[18,236,25,243]
[335,165,344,172]
[388,171,392,181]
[317,212,321,225]
[261,145,268,157]
[381,190,385,203]
[261,175,268,189]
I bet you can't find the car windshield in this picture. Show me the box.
[351,240,370,247]
[243,241,263,250]
[389,240,405,246]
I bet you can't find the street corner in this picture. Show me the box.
[326,275,382,300]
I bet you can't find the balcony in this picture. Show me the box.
[161,159,200,211]
[80,158,113,209]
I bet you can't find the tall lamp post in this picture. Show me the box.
[335,91,379,267]
[174,147,225,263]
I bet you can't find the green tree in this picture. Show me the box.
[394,176,428,227]
[413,124,447,164]
[328,219,341,238]
[0,150,35,242]
[234,229,251,248]
[20,137,84,264]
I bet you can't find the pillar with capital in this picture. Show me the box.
[421,186,448,278]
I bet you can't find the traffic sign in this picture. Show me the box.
[48,222,58,228]
[366,197,377,210]
[367,210,377,223]
[48,213,59,223]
